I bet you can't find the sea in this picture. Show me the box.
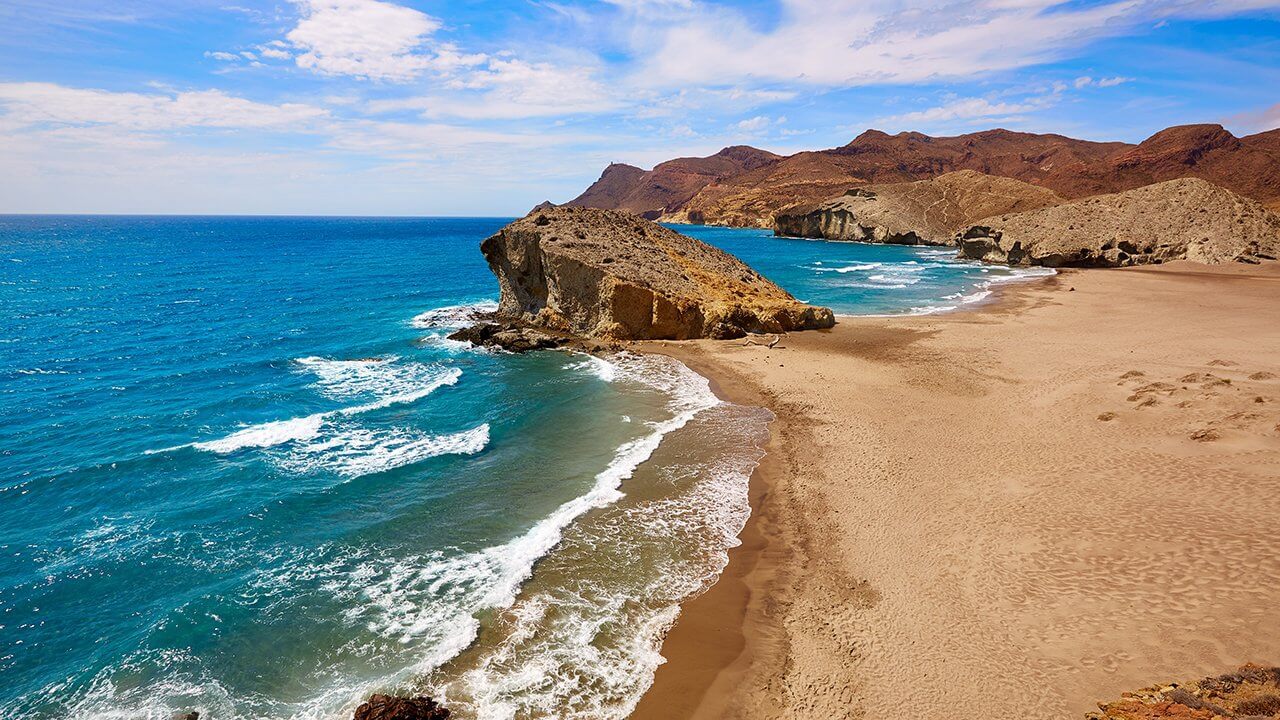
[0,216,1051,720]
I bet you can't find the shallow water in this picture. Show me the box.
[0,215,1048,719]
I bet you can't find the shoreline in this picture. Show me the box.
[630,262,1280,718]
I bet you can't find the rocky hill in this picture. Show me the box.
[567,124,1280,227]
[564,146,780,219]
[661,151,870,228]
[470,206,834,343]
[773,170,1063,245]
[956,178,1280,267]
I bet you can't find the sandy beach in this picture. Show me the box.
[632,262,1280,719]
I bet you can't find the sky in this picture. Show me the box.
[1,0,1279,216]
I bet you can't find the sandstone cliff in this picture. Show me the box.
[773,170,1063,245]
[569,124,1280,227]
[956,178,1280,267]
[565,146,780,220]
[475,207,833,341]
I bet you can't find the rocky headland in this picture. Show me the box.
[956,178,1280,267]
[773,170,1063,245]
[452,206,833,350]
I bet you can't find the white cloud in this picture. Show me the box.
[205,51,240,62]
[611,0,1269,91]
[286,0,443,81]
[877,96,1046,126]
[1075,75,1132,88]
[0,82,330,131]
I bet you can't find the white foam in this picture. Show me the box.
[811,262,880,273]
[274,424,490,478]
[192,414,327,454]
[150,362,461,456]
[564,354,618,382]
[411,300,499,329]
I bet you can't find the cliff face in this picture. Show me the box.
[564,146,781,220]
[773,170,1063,245]
[568,124,1280,227]
[957,178,1280,267]
[479,207,834,340]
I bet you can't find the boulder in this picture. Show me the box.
[957,178,1280,267]
[478,207,834,341]
[773,170,1063,245]
[352,695,449,720]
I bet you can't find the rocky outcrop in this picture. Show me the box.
[353,695,449,720]
[568,124,1280,227]
[565,146,781,220]
[956,178,1280,267]
[773,170,1063,245]
[475,206,833,342]
[1088,664,1280,720]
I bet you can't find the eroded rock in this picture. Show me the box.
[773,170,1063,245]
[476,206,834,342]
[956,178,1280,267]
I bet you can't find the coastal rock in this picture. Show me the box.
[478,206,834,340]
[772,170,1063,245]
[446,322,567,352]
[956,178,1280,267]
[352,695,449,720]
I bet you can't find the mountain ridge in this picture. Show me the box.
[566,123,1280,225]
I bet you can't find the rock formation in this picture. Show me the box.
[352,695,449,720]
[662,151,871,228]
[1088,664,1280,720]
[565,146,780,220]
[773,170,1063,245]
[472,206,833,344]
[568,124,1280,227]
[956,178,1280,267]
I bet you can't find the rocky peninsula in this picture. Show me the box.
[452,206,833,350]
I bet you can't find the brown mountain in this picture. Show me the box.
[564,145,781,219]
[567,124,1280,225]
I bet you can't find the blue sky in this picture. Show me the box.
[1,0,1278,215]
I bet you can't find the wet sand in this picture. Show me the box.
[632,262,1280,719]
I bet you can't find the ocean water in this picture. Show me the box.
[674,223,1054,315]
[0,216,1048,720]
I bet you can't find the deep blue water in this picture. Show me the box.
[0,216,1049,720]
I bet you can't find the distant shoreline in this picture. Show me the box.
[629,262,1280,718]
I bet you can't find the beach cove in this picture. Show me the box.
[634,261,1280,719]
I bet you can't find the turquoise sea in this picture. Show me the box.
[0,216,1050,720]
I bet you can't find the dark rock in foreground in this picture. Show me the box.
[477,206,834,342]
[957,178,1280,267]
[353,694,449,720]
[446,321,568,352]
